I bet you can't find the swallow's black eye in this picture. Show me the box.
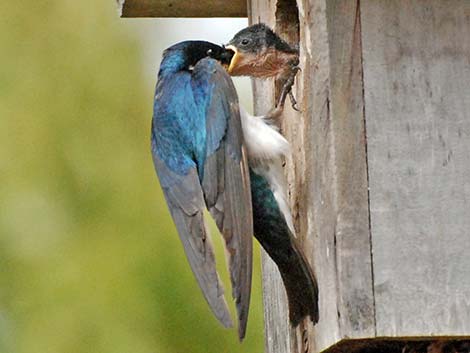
[241,38,250,46]
[207,49,213,56]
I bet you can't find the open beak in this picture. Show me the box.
[224,45,239,74]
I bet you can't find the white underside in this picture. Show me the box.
[240,106,290,161]
[240,107,295,234]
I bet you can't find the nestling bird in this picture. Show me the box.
[222,23,319,325]
[224,23,301,112]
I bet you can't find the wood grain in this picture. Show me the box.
[323,0,375,341]
[118,0,247,17]
[250,0,375,352]
[294,0,343,351]
[250,0,470,351]
[298,0,375,350]
[361,0,470,337]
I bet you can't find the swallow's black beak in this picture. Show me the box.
[206,46,235,70]
[219,45,235,66]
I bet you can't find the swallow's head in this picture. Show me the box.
[159,40,231,76]
[223,23,298,77]
[207,45,234,69]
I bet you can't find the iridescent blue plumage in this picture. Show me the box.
[151,41,253,339]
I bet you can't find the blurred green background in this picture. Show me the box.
[0,1,263,352]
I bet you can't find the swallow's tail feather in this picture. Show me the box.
[276,239,319,325]
[250,168,319,325]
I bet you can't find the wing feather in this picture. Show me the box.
[152,140,233,327]
[152,58,253,339]
[194,59,253,339]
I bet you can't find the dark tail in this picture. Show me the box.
[250,169,319,325]
[276,238,319,325]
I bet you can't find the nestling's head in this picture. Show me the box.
[227,23,297,56]
[222,23,299,77]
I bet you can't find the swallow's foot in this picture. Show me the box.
[277,65,300,110]
[289,91,300,112]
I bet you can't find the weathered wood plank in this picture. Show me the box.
[324,0,375,340]
[250,0,375,352]
[294,0,342,351]
[118,0,247,18]
[361,0,470,337]
[252,0,470,349]
[298,0,375,350]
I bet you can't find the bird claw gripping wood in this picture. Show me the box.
[278,64,301,111]
[266,64,301,127]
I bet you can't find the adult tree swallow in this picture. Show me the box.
[151,41,253,339]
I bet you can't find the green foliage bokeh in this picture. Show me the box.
[0,1,263,352]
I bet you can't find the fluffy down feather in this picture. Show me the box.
[239,107,294,234]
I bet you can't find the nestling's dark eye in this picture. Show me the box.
[241,38,250,46]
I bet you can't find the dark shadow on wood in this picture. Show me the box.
[274,0,299,102]
[326,339,470,353]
